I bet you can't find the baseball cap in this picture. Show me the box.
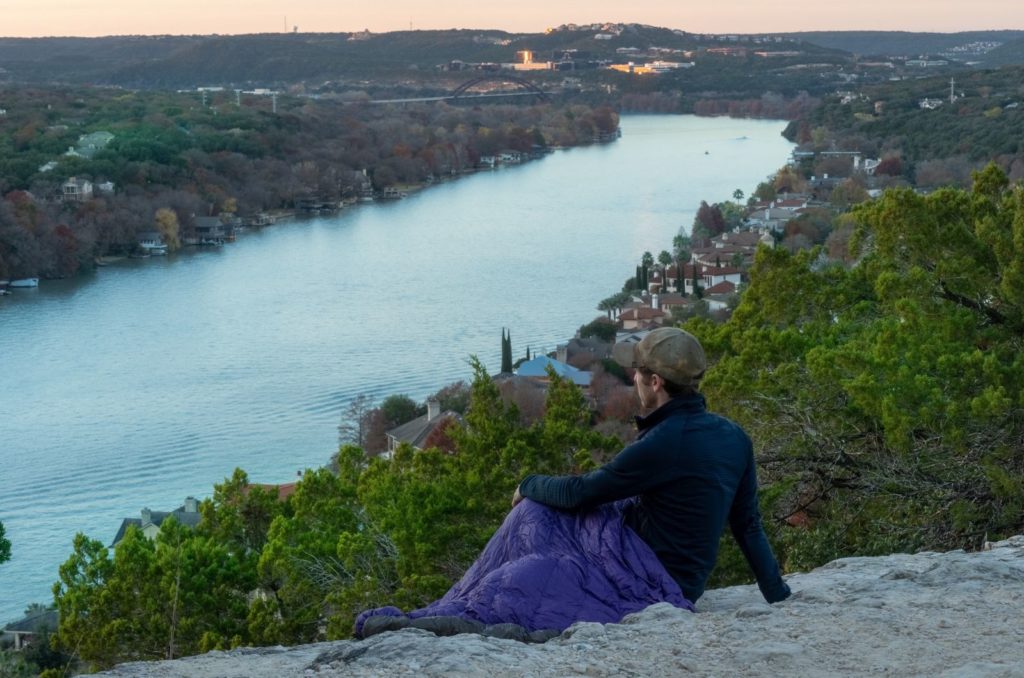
[612,327,707,387]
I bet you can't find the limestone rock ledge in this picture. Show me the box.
[97,536,1024,677]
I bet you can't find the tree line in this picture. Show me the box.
[790,66,1024,188]
[49,363,622,672]
[0,85,619,280]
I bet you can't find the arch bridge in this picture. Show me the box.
[450,74,549,102]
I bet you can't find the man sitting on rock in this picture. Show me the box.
[357,327,789,640]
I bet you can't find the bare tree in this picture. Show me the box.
[338,394,375,449]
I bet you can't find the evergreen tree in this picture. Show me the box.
[500,328,513,373]
[0,521,9,565]
[690,164,1024,581]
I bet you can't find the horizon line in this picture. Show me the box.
[3,25,1024,40]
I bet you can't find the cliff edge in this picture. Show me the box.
[97,536,1024,677]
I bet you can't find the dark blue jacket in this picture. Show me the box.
[519,393,790,604]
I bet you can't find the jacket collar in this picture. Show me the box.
[635,393,707,434]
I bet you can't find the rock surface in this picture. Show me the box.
[97,536,1024,677]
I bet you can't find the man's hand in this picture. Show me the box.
[512,485,523,507]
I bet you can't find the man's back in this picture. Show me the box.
[519,393,789,603]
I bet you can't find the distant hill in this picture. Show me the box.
[979,36,1024,67]
[0,26,847,89]
[8,27,1023,92]
[782,30,1024,59]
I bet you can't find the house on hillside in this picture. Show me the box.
[244,481,299,502]
[64,131,114,159]
[705,280,739,313]
[385,399,461,456]
[618,305,666,330]
[2,609,58,651]
[704,266,743,288]
[110,496,202,547]
[61,177,93,202]
[189,216,229,245]
[614,329,655,351]
[652,292,687,316]
[516,355,591,387]
[746,207,803,232]
[558,337,613,366]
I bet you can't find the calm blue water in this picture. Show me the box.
[0,115,793,622]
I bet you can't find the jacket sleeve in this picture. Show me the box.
[519,436,669,510]
[728,450,791,604]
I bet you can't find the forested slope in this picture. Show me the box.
[0,85,618,280]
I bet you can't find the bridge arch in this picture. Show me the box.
[450,74,549,102]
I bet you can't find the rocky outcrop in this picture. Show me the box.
[97,536,1024,677]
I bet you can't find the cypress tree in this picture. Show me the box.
[501,329,513,373]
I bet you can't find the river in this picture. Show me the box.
[0,114,794,622]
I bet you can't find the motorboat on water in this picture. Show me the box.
[9,278,39,288]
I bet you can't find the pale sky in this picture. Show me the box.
[1,0,1022,38]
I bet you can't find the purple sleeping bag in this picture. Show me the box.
[355,499,693,638]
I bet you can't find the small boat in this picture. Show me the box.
[9,278,39,288]
[140,243,168,256]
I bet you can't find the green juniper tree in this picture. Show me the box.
[0,521,10,565]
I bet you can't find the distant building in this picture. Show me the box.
[515,355,592,387]
[384,399,461,456]
[64,131,114,159]
[2,609,58,651]
[558,337,613,365]
[244,482,298,502]
[61,177,93,202]
[618,305,666,330]
[705,47,748,57]
[608,62,655,75]
[111,496,202,547]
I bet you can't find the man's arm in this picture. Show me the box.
[728,453,791,604]
[518,435,668,510]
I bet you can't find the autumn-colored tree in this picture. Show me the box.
[154,207,181,251]
[874,156,903,176]
[692,200,726,241]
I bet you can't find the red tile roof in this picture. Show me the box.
[705,281,737,295]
